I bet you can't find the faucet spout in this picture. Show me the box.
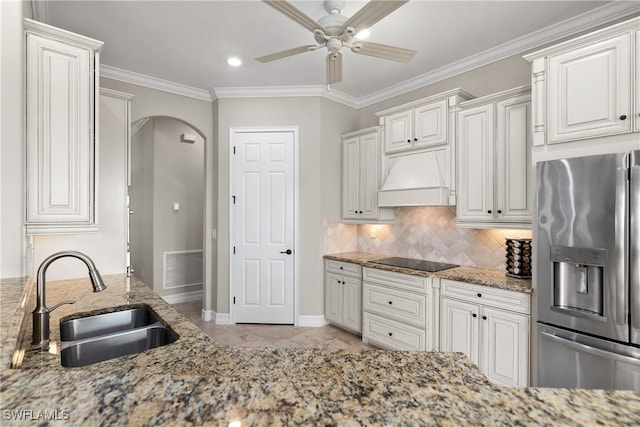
[32,251,107,346]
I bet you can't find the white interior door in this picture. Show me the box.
[232,130,295,324]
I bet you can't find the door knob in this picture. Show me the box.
[280,249,292,255]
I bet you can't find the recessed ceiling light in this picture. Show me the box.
[227,57,242,67]
[355,29,370,40]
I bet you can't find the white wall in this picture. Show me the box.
[0,1,27,279]
[216,97,357,317]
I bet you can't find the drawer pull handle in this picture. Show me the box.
[388,332,393,337]
[482,316,487,320]
[340,266,343,270]
[620,115,627,120]
[388,301,393,305]
[472,313,477,318]
[477,293,482,297]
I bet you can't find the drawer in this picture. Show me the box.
[363,312,426,351]
[363,267,430,293]
[441,279,530,314]
[325,259,362,278]
[363,283,427,328]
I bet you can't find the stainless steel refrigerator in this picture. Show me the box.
[536,150,640,391]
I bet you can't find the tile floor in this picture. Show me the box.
[171,300,375,350]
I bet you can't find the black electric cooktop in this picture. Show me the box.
[369,257,459,272]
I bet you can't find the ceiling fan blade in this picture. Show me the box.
[256,45,318,63]
[342,0,408,33]
[326,52,343,85]
[351,41,416,63]
[263,0,325,32]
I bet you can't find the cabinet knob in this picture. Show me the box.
[388,301,393,305]
[477,293,482,297]
[413,138,418,142]
[497,209,502,214]
[487,210,492,214]
[620,115,627,120]
[388,332,393,336]
[482,316,487,320]
[472,313,477,318]
[407,139,411,143]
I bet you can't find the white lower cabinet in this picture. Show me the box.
[362,267,437,351]
[440,279,530,387]
[324,260,362,334]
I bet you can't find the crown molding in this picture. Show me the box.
[101,65,213,102]
[356,1,640,108]
[212,86,358,109]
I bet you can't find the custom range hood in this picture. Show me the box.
[378,151,450,207]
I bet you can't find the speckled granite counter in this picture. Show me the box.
[325,251,532,293]
[2,274,639,425]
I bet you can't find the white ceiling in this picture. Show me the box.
[36,1,638,101]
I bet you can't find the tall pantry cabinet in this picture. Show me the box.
[25,19,103,234]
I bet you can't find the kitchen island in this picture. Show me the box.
[1,275,638,426]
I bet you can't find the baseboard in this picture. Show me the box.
[201,309,216,322]
[162,290,202,304]
[297,315,329,327]
[200,309,232,325]
[215,313,231,325]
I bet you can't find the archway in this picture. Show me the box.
[129,116,205,304]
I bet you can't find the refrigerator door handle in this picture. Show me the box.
[615,156,629,327]
[631,150,640,338]
[539,331,640,366]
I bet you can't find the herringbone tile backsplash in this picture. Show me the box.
[325,207,532,269]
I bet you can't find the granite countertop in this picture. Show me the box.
[324,251,532,294]
[2,275,639,425]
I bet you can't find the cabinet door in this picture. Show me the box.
[325,272,343,324]
[457,104,495,223]
[26,33,95,229]
[342,276,362,333]
[414,100,448,148]
[481,307,530,387]
[384,110,413,153]
[495,95,533,223]
[440,297,480,365]
[342,136,361,219]
[358,132,379,220]
[548,32,631,143]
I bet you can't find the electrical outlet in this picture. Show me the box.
[369,227,377,239]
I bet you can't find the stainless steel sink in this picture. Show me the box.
[59,305,178,367]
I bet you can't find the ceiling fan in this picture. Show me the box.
[256,0,416,85]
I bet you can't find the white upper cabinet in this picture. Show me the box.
[25,19,103,234]
[524,17,639,147]
[457,87,533,229]
[548,33,630,142]
[377,89,473,155]
[383,100,449,153]
[342,127,394,222]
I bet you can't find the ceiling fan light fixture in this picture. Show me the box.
[227,57,242,67]
[355,28,370,40]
